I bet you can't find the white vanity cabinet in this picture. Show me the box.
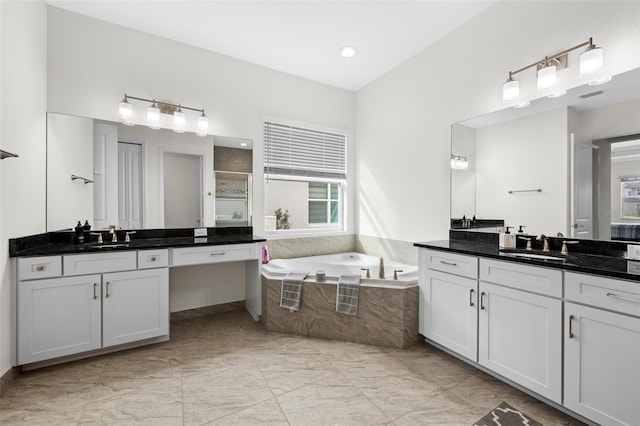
[564,272,640,426]
[478,259,562,403]
[419,249,478,361]
[16,251,169,365]
[102,268,169,347]
[17,274,102,364]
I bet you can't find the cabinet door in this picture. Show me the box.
[18,275,102,364]
[565,302,640,426]
[478,282,562,403]
[102,268,169,347]
[422,269,478,361]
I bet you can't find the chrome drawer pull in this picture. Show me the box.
[36,265,45,272]
[93,283,97,300]
[150,256,157,262]
[440,260,457,266]
[480,292,486,310]
[106,282,110,298]
[606,292,640,303]
[210,252,226,256]
[569,314,575,338]
[469,289,475,307]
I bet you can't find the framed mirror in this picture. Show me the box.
[46,113,253,231]
[451,67,640,242]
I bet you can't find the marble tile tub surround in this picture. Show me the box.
[266,234,356,259]
[0,310,585,425]
[356,234,418,265]
[9,226,263,257]
[262,276,419,349]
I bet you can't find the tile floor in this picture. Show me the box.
[1,310,586,425]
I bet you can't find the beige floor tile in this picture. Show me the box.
[0,310,588,426]
[276,373,390,425]
[207,397,289,425]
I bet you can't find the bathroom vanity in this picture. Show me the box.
[10,227,265,368]
[415,233,640,426]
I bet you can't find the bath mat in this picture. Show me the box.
[336,274,360,315]
[473,402,542,426]
[280,271,308,311]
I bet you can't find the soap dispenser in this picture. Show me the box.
[74,221,85,244]
[499,226,516,248]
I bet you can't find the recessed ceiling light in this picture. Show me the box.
[547,90,567,98]
[513,101,530,109]
[240,142,248,147]
[340,46,357,58]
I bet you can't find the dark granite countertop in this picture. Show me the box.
[10,227,266,257]
[414,234,640,283]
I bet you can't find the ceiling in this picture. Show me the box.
[46,0,496,91]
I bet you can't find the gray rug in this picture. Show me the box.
[473,402,543,426]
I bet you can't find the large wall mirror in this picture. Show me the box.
[46,113,253,231]
[451,67,640,242]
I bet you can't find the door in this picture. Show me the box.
[17,275,102,364]
[162,152,203,228]
[118,142,144,229]
[478,282,562,403]
[93,122,119,230]
[565,302,640,426]
[423,269,478,361]
[102,269,169,347]
[571,133,594,238]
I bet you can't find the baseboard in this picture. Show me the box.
[170,300,246,321]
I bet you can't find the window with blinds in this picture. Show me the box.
[263,121,346,179]
[263,120,347,233]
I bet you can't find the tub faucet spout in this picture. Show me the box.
[379,257,385,279]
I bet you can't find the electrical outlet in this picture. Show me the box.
[194,228,207,237]
[627,244,640,260]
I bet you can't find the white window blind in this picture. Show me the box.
[264,121,346,179]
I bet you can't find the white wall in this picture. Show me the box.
[475,108,568,235]
[0,1,47,378]
[46,6,357,238]
[356,0,640,243]
[46,113,94,231]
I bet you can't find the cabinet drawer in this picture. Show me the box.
[138,249,169,269]
[422,249,478,279]
[18,256,62,280]
[63,252,137,276]
[566,272,640,317]
[171,243,258,267]
[480,259,562,297]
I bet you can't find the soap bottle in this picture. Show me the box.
[499,226,516,248]
[262,244,270,264]
[83,220,91,231]
[74,221,84,244]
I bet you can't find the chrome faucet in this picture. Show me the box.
[561,240,579,255]
[90,232,103,244]
[536,234,550,252]
[378,257,385,279]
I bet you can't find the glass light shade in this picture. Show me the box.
[580,47,603,76]
[196,113,209,137]
[147,104,160,130]
[502,78,519,102]
[173,110,185,133]
[450,157,457,168]
[118,100,134,125]
[461,158,469,170]
[537,65,557,91]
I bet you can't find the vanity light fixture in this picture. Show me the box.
[502,37,607,105]
[116,94,209,136]
[450,155,468,170]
